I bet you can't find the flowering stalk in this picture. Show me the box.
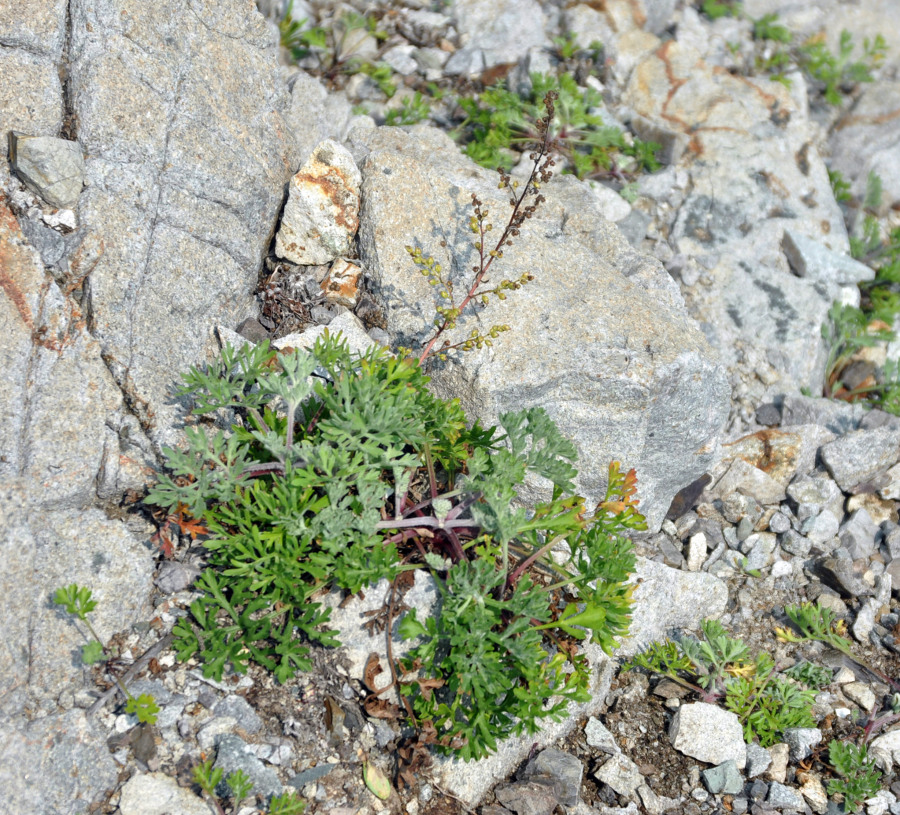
[410,90,559,366]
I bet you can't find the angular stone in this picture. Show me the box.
[843,682,877,713]
[870,729,900,772]
[767,781,805,812]
[767,743,789,783]
[782,230,875,286]
[522,748,583,807]
[494,782,557,815]
[686,532,707,571]
[357,125,729,530]
[818,558,874,598]
[797,772,829,815]
[821,426,900,492]
[595,753,644,797]
[839,509,879,561]
[213,735,282,798]
[702,759,744,795]
[714,459,786,506]
[585,717,620,754]
[118,772,209,815]
[719,426,834,495]
[746,742,772,778]
[9,133,85,209]
[744,533,777,571]
[801,510,840,547]
[276,140,361,265]
[320,258,362,308]
[214,696,263,736]
[783,728,822,762]
[669,703,746,768]
[274,311,376,358]
[780,530,812,558]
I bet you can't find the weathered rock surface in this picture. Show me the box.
[68,0,301,448]
[9,133,85,208]
[356,125,730,530]
[624,40,852,397]
[617,557,728,656]
[0,709,120,815]
[445,0,549,75]
[118,772,210,815]
[275,139,361,265]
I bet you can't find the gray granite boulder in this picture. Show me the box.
[354,125,730,530]
[623,41,853,399]
[66,0,301,449]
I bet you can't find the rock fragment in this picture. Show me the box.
[668,702,746,768]
[8,132,84,208]
[521,749,583,807]
[594,753,644,798]
[820,426,900,492]
[782,230,876,285]
[276,139,361,266]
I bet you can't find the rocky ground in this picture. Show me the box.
[4,0,900,814]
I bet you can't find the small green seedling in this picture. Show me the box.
[627,619,818,746]
[54,584,158,724]
[827,741,882,813]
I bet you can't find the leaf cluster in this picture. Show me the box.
[799,30,886,106]
[626,619,819,746]
[454,72,660,181]
[146,333,642,760]
[700,0,742,21]
[193,758,306,815]
[385,91,431,126]
[827,741,882,813]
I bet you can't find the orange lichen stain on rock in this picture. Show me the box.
[0,201,36,332]
[722,428,810,486]
[293,170,360,234]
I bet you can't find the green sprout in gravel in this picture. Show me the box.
[193,759,306,815]
[800,30,886,106]
[626,619,818,746]
[827,741,882,813]
[54,584,159,724]
[820,172,900,415]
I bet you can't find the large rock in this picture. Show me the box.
[0,482,154,718]
[0,710,120,815]
[354,125,730,530]
[624,40,853,399]
[67,0,301,449]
